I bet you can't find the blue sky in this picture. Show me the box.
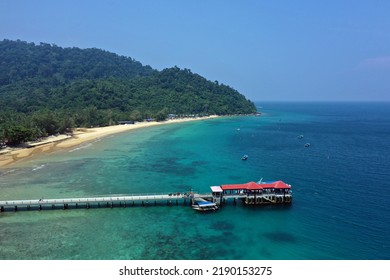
[1,0,390,101]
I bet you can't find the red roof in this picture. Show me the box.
[221,182,254,190]
[221,181,290,191]
[272,181,291,189]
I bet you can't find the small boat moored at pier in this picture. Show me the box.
[192,199,218,211]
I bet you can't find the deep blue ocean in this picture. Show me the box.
[1,102,389,260]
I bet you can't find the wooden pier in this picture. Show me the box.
[0,181,292,213]
[0,192,207,212]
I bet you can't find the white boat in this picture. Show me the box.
[241,154,248,160]
[192,200,218,211]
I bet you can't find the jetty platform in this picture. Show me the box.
[0,192,211,212]
[0,180,292,213]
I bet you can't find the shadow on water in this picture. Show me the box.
[210,220,235,231]
[263,231,297,243]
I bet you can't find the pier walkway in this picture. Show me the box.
[0,181,292,213]
[0,192,291,213]
[0,192,213,212]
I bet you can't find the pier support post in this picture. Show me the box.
[1,206,4,212]
[27,205,31,210]
[39,204,42,211]
[14,205,18,212]
[123,202,126,208]
[142,201,144,206]
[86,203,90,209]
[52,204,55,209]
[154,201,157,206]
[176,199,178,205]
[110,202,113,208]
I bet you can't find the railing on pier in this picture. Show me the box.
[0,190,292,213]
[0,191,209,212]
[214,192,292,206]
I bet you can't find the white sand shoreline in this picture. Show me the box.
[0,115,219,168]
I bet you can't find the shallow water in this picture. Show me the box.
[1,102,389,259]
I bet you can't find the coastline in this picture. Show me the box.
[0,115,219,168]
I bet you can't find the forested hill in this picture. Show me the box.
[0,39,155,85]
[0,39,256,145]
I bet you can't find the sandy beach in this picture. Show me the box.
[0,116,218,168]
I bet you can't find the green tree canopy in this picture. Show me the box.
[0,40,257,146]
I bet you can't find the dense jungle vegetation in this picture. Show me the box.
[0,39,256,145]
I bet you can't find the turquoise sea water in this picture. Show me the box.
[1,102,389,260]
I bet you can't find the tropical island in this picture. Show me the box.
[0,39,256,148]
